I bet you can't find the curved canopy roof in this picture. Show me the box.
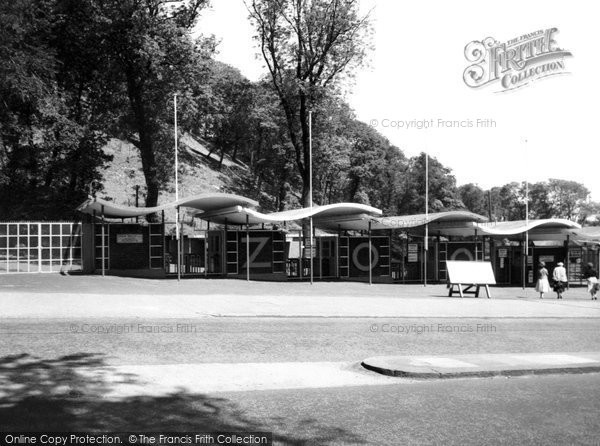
[370,211,489,231]
[474,219,580,236]
[570,226,600,241]
[196,203,383,227]
[77,194,259,219]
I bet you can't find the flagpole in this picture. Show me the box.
[523,137,528,290]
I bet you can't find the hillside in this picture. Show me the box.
[99,134,249,213]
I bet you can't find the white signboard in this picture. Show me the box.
[498,248,508,258]
[408,243,418,252]
[446,261,496,285]
[407,252,418,263]
[116,234,143,244]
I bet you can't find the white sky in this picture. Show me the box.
[196,0,599,199]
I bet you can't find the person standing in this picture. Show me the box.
[535,261,550,298]
[552,262,568,299]
[583,262,599,300]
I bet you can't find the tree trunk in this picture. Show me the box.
[125,69,160,216]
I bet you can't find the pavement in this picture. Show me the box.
[362,352,600,378]
[1,286,600,318]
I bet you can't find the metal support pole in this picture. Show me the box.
[310,217,314,284]
[424,152,428,287]
[176,206,181,282]
[101,205,105,277]
[246,215,250,281]
[368,220,372,285]
[309,109,313,285]
[298,230,303,279]
[204,220,209,278]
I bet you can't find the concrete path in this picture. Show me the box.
[71,361,402,397]
[2,291,600,318]
[362,352,600,378]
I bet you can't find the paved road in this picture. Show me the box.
[222,373,600,445]
[2,275,600,444]
[2,318,600,365]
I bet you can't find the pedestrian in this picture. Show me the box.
[535,261,550,298]
[583,262,599,300]
[552,262,568,299]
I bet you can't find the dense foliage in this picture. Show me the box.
[0,0,597,223]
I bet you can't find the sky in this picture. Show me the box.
[195,0,599,199]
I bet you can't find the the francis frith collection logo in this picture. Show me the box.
[463,28,572,92]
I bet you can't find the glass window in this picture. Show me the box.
[8,224,17,236]
[51,248,61,260]
[8,237,18,248]
[41,225,50,235]
[51,236,61,248]
[0,238,6,249]
[29,236,38,248]
[0,225,6,236]
[41,237,50,247]
[41,249,50,260]
[18,236,28,248]
[19,225,28,235]
[29,224,38,235]
[51,224,60,234]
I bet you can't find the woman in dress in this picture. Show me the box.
[552,262,568,299]
[535,261,550,298]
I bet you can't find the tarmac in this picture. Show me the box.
[2,276,600,391]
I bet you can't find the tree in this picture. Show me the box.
[0,0,110,219]
[69,0,212,210]
[397,153,462,215]
[546,178,589,220]
[458,183,486,215]
[247,0,371,210]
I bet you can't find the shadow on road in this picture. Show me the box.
[0,353,362,445]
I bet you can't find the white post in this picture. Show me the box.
[174,94,180,281]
